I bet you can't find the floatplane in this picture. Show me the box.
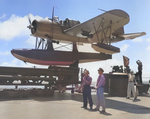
[11,9,145,66]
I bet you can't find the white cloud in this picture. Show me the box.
[0,51,10,56]
[120,44,129,51]
[0,15,29,40]
[0,14,43,41]
[29,14,43,21]
[1,59,48,69]
[146,37,150,42]
[25,36,36,46]
[146,46,150,51]
[1,59,22,67]
[1,59,31,67]
[0,14,6,19]
[132,38,143,42]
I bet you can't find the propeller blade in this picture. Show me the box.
[28,14,32,25]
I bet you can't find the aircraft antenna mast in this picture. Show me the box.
[51,6,55,38]
[98,8,108,13]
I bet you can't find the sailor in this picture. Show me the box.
[126,70,137,101]
[78,69,86,93]
[81,70,93,110]
[94,68,106,112]
[136,60,143,84]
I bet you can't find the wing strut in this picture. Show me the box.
[109,20,112,45]
[93,22,100,43]
[92,18,113,45]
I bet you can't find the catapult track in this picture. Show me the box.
[0,66,80,88]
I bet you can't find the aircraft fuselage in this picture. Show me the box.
[30,20,88,43]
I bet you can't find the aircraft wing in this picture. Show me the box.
[64,9,129,39]
[118,32,146,40]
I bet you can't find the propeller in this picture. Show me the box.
[27,14,37,34]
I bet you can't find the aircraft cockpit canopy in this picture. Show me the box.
[60,18,80,28]
[53,16,59,23]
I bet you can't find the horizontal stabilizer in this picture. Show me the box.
[118,32,146,40]
[92,43,120,54]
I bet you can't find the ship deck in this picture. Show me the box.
[0,91,150,119]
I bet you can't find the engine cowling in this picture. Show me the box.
[30,20,56,39]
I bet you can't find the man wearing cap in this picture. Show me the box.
[126,70,137,101]
[136,60,143,84]
[81,70,93,110]
[94,68,106,112]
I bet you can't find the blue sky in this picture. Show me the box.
[0,0,150,82]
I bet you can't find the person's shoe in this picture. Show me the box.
[101,110,106,113]
[94,108,99,111]
[81,106,87,109]
[133,97,137,102]
[126,97,130,99]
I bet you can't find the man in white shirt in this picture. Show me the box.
[126,71,137,101]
